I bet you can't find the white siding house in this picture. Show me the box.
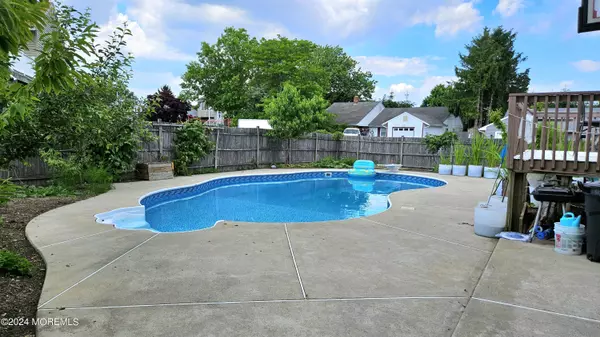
[369,107,463,138]
[479,111,534,143]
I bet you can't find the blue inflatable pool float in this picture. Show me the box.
[348,160,376,179]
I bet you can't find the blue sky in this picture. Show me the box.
[65,0,600,105]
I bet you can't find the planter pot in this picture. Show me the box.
[467,165,483,177]
[438,164,452,175]
[474,203,507,238]
[452,165,467,176]
[483,167,499,179]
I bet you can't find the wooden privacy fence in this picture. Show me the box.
[2,123,453,184]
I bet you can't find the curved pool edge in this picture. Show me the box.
[95,169,447,233]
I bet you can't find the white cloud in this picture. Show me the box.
[494,0,525,17]
[354,56,431,76]
[97,0,291,61]
[98,13,193,61]
[572,60,600,72]
[377,75,457,105]
[411,1,482,37]
[130,71,183,98]
[529,80,575,93]
[310,0,380,37]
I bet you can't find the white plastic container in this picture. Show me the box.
[483,167,499,179]
[468,165,483,177]
[452,165,467,176]
[474,203,506,238]
[438,164,452,175]
[554,223,585,255]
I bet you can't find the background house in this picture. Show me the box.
[326,97,384,136]
[478,110,535,143]
[368,107,463,138]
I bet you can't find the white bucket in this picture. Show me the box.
[468,165,483,177]
[554,223,585,256]
[474,204,506,238]
[438,164,452,175]
[483,167,499,179]
[452,165,467,176]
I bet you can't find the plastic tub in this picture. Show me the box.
[474,204,506,238]
[452,165,467,176]
[483,167,499,179]
[468,165,483,177]
[438,164,452,175]
[554,223,585,255]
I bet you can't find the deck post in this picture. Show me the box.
[506,170,528,232]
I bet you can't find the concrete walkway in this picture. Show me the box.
[26,170,600,336]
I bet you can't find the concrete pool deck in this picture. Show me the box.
[26,169,600,336]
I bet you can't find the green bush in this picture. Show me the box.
[174,120,214,175]
[0,250,33,276]
[42,153,113,195]
[332,131,344,141]
[0,178,20,205]
[283,156,358,169]
[423,131,458,153]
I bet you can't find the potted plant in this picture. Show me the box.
[438,152,452,175]
[483,139,501,179]
[467,134,485,177]
[452,143,468,176]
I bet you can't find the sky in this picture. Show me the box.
[62,0,600,105]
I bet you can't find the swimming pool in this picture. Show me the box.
[95,171,445,233]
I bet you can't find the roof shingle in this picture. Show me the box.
[326,102,379,125]
[369,107,450,127]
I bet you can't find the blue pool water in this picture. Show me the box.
[95,172,445,233]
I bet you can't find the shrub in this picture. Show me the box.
[332,131,343,141]
[0,178,20,205]
[174,120,214,175]
[423,131,458,153]
[42,152,113,195]
[0,250,33,276]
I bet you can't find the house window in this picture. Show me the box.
[392,127,415,131]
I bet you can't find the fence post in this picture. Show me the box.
[214,128,220,170]
[399,137,404,165]
[314,133,318,162]
[158,123,163,159]
[256,126,260,168]
[357,137,360,159]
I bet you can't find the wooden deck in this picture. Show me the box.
[506,91,600,232]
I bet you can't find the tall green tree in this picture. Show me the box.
[266,83,334,140]
[1,1,97,130]
[454,26,529,128]
[180,27,375,120]
[180,28,259,119]
[0,7,152,175]
[313,45,375,103]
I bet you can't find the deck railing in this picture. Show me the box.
[507,91,600,175]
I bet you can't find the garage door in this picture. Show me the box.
[392,127,414,137]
